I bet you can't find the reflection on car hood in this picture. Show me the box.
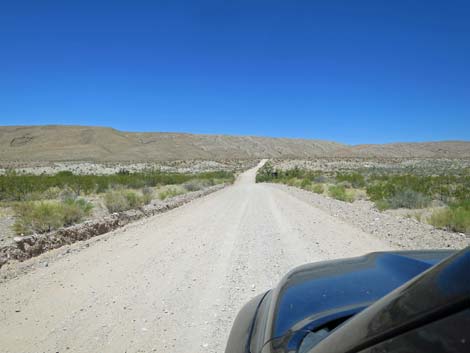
[262,250,455,352]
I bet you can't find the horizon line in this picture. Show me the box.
[1,123,469,146]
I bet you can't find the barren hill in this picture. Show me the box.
[335,141,470,158]
[0,125,344,161]
[0,125,469,161]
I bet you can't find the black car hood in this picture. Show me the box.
[259,250,455,353]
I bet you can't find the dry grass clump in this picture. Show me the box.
[375,189,431,211]
[104,189,153,213]
[13,198,93,235]
[142,187,154,204]
[429,203,470,233]
[158,186,185,200]
[182,179,213,192]
[328,185,354,203]
[312,184,324,194]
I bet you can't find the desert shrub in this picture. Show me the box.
[23,191,45,201]
[183,180,204,191]
[202,172,234,185]
[0,170,234,201]
[367,174,470,204]
[336,172,366,188]
[13,202,62,234]
[142,187,154,204]
[414,212,423,222]
[104,190,130,212]
[429,207,470,233]
[337,180,352,189]
[285,178,296,186]
[104,191,127,213]
[104,190,144,212]
[365,173,470,210]
[429,209,452,229]
[313,175,328,183]
[312,184,324,194]
[42,186,62,200]
[62,198,94,225]
[256,163,323,184]
[13,198,93,235]
[385,189,431,209]
[328,185,353,202]
[205,178,216,186]
[428,201,470,233]
[374,199,390,211]
[59,187,77,202]
[124,191,143,209]
[158,187,184,200]
[300,178,312,190]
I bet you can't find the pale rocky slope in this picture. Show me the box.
[1,125,469,161]
[0,125,343,161]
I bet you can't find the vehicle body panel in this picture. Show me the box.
[226,292,268,353]
[225,249,458,353]
[310,247,470,353]
[358,308,470,353]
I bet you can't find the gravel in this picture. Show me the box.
[270,183,469,250]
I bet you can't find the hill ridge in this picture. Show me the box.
[0,125,469,161]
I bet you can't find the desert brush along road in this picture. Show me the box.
[0,160,392,353]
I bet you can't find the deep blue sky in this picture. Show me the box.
[1,1,469,144]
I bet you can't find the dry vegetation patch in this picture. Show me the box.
[257,159,470,234]
[0,167,236,240]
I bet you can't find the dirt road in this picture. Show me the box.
[0,161,392,353]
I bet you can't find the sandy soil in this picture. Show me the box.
[1,161,396,353]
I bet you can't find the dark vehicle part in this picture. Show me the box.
[225,248,470,353]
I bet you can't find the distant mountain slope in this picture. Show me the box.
[334,141,470,158]
[0,125,468,161]
[0,125,344,161]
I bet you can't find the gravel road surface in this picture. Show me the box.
[0,161,392,353]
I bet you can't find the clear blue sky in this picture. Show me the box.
[1,1,469,144]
